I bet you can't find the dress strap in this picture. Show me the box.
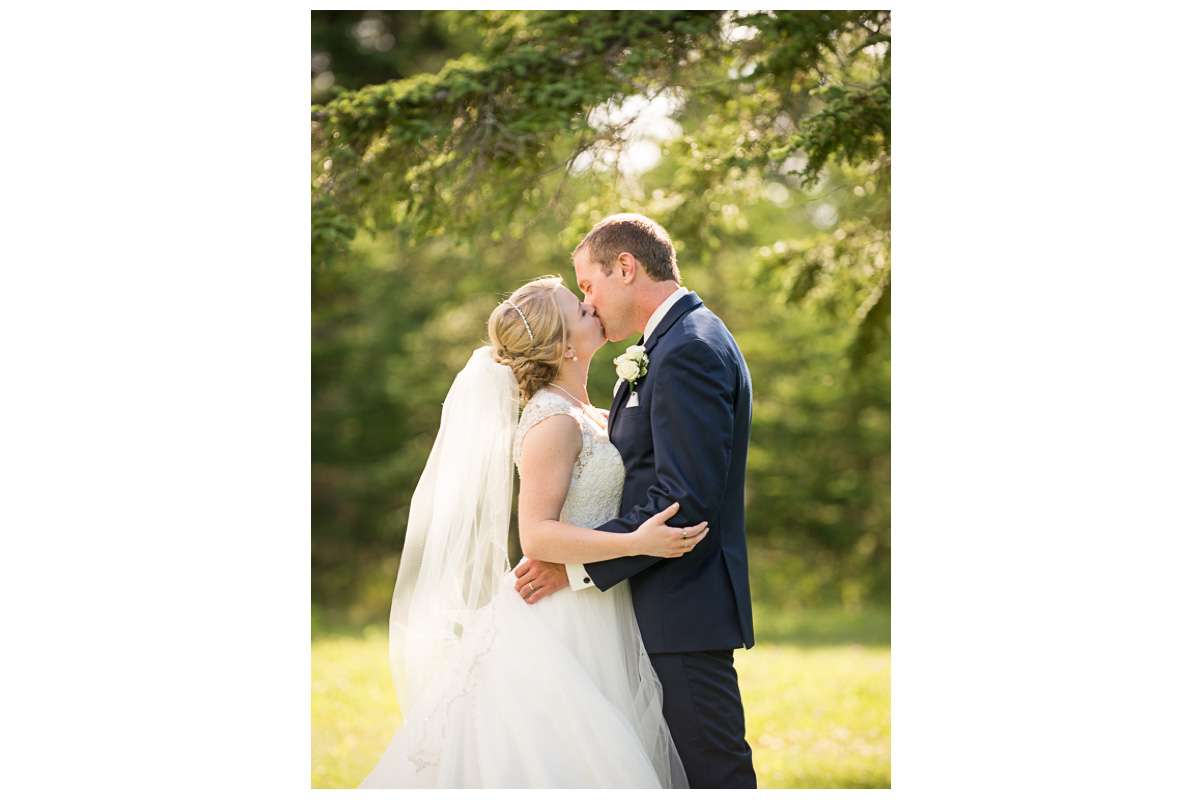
[514,391,593,473]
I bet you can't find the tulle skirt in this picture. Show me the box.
[358,563,686,789]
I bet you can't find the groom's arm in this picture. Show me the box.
[583,338,737,591]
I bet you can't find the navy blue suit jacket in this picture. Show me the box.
[585,292,754,654]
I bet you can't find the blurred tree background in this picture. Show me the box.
[311,10,890,628]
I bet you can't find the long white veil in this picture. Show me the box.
[387,346,519,714]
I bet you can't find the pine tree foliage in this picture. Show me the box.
[312,10,889,259]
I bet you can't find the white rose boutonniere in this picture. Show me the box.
[613,344,649,389]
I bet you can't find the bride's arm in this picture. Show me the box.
[517,414,705,563]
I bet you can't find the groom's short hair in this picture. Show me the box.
[574,213,681,283]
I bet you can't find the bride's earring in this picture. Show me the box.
[572,356,579,362]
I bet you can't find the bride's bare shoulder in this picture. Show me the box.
[517,410,583,473]
[515,391,582,466]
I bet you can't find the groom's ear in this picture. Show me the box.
[617,253,638,284]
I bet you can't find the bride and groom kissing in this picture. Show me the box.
[358,213,756,789]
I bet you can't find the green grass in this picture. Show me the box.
[737,641,890,788]
[312,607,889,789]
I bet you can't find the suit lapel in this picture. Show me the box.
[608,294,703,438]
[608,336,641,435]
[643,292,702,357]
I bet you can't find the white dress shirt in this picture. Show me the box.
[566,285,688,591]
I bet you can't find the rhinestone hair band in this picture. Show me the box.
[504,299,534,342]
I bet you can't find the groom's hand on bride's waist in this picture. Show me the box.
[514,559,569,605]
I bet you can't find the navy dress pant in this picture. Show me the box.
[648,650,757,789]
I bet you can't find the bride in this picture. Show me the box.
[357,276,703,789]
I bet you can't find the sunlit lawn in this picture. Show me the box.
[738,639,890,788]
[312,607,889,789]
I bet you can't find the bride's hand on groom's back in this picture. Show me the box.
[514,559,569,604]
[632,502,708,559]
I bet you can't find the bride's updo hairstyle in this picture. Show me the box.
[489,276,568,404]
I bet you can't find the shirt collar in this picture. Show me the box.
[642,285,689,343]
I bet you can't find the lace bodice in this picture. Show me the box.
[513,390,625,530]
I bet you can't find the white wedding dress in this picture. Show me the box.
[358,389,686,789]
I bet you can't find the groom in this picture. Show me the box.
[515,213,756,789]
